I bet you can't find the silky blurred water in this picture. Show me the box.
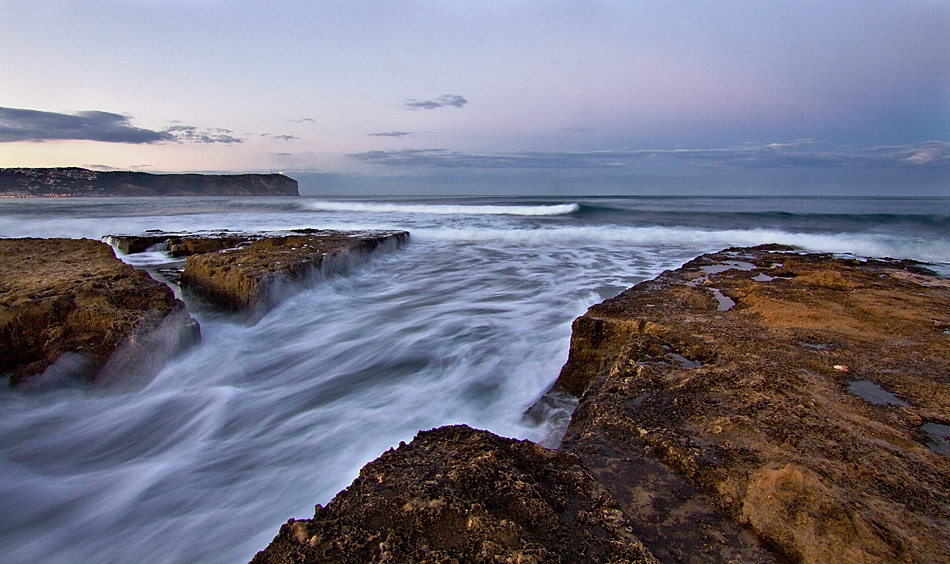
[0,195,947,563]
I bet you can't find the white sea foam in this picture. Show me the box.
[412,225,950,266]
[302,200,580,216]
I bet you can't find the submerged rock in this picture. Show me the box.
[0,238,200,389]
[251,425,659,564]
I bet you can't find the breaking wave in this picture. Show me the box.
[302,201,580,216]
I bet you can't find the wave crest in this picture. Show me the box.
[303,201,580,216]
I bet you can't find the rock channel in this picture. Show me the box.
[2,230,409,388]
[254,245,950,564]
[110,229,410,312]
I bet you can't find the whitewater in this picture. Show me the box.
[0,195,947,563]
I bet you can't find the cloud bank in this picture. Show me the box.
[349,141,950,171]
[0,107,243,144]
[0,106,172,144]
[403,95,468,111]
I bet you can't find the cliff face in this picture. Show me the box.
[0,238,200,389]
[253,245,950,564]
[0,167,299,197]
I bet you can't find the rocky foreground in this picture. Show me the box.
[254,245,950,564]
[0,238,199,388]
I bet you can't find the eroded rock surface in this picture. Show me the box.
[251,425,659,564]
[178,230,409,311]
[555,245,950,563]
[109,229,410,312]
[0,238,199,388]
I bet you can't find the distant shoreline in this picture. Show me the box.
[0,167,299,197]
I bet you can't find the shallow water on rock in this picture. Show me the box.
[847,379,910,407]
[922,423,950,456]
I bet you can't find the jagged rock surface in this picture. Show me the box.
[555,245,950,563]
[251,425,659,564]
[178,230,409,311]
[0,238,199,388]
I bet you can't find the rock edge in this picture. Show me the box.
[0,238,200,388]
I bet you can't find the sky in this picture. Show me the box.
[1,0,948,196]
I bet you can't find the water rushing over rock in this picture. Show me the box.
[254,246,950,563]
[0,196,947,564]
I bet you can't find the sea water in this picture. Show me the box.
[0,195,947,563]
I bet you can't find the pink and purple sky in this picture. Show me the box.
[1,1,947,195]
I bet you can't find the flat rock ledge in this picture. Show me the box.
[254,245,949,564]
[109,229,410,312]
[0,238,200,389]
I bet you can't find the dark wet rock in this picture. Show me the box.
[178,230,409,312]
[0,238,200,389]
[250,425,659,564]
[552,245,950,563]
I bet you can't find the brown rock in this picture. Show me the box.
[106,232,251,256]
[553,245,950,563]
[179,230,409,312]
[250,425,659,564]
[0,238,200,389]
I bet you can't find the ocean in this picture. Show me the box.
[0,195,948,563]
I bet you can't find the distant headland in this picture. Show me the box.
[0,167,299,197]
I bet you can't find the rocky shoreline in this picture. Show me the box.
[253,245,950,563]
[1,230,410,388]
[111,229,410,313]
[3,238,947,561]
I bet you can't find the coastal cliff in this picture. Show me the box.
[254,246,950,563]
[0,167,299,197]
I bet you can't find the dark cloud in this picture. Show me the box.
[369,131,418,138]
[403,94,468,111]
[349,141,950,171]
[0,106,247,144]
[0,106,173,143]
[288,118,317,124]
